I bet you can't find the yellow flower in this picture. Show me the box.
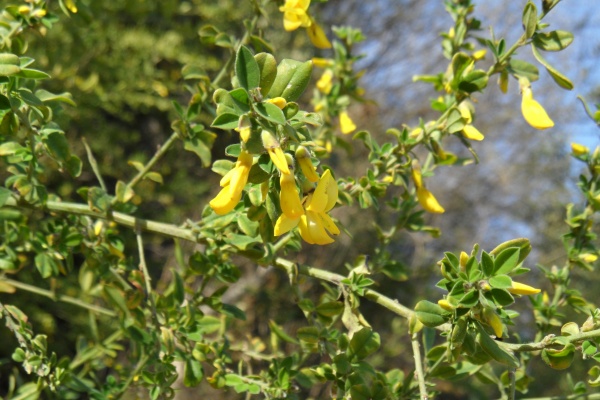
[412,162,445,214]
[209,150,253,215]
[579,253,598,263]
[266,97,287,110]
[438,299,454,312]
[280,172,304,219]
[416,187,445,214]
[473,49,487,60]
[508,281,541,296]
[306,20,332,49]
[295,146,319,182]
[340,111,357,134]
[571,142,589,156]
[274,169,339,245]
[462,125,484,141]
[458,101,484,141]
[316,70,333,94]
[482,307,504,338]
[521,87,554,130]
[261,130,290,175]
[312,57,333,68]
[279,0,311,31]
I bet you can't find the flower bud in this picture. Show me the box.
[508,281,541,296]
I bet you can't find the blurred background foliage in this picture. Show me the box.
[2,0,600,398]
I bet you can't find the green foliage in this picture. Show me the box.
[1,0,600,399]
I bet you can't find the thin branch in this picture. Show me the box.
[411,332,428,400]
[82,137,107,192]
[0,277,116,317]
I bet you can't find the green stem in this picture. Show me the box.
[411,332,428,400]
[70,330,123,369]
[136,231,158,319]
[519,394,600,400]
[82,137,107,192]
[507,368,516,400]
[1,277,116,317]
[111,132,179,206]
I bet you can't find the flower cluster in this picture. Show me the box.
[279,0,331,49]
[209,140,339,245]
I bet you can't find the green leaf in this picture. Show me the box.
[316,301,344,317]
[183,359,204,387]
[476,323,519,367]
[490,238,531,265]
[65,155,82,177]
[184,131,216,167]
[415,300,449,327]
[211,113,239,129]
[235,46,260,90]
[459,70,488,93]
[197,315,222,334]
[255,102,286,125]
[35,253,58,278]
[481,252,494,277]
[522,2,538,39]
[348,328,380,360]
[493,247,520,275]
[269,320,299,344]
[0,187,12,207]
[531,45,573,90]
[458,290,479,308]
[103,286,130,315]
[446,108,465,134]
[268,59,313,102]
[297,326,320,344]
[15,68,50,80]
[533,30,574,51]
[489,274,512,289]
[35,89,76,106]
[115,180,134,203]
[541,343,576,370]
[508,59,539,82]
[0,94,11,110]
[487,288,515,307]
[44,131,71,161]
[254,52,277,94]
[0,64,21,76]
[221,303,246,320]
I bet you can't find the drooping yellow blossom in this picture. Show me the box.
[571,142,589,156]
[462,125,484,141]
[482,307,504,338]
[316,70,333,94]
[521,86,554,130]
[307,19,332,49]
[507,281,541,296]
[579,253,598,263]
[312,57,333,68]
[416,187,445,214]
[266,97,287,110]
[274,169,339,245]
[210,150,253,215]
[295,146,319,182]
[412,162,445,214]
[458,102,484,141]
[340,111,357,134]
[438,299,454,312]
[261,130,290,175]
[279,0,311,31]
[473,49,487,61]
[280,170,304,219]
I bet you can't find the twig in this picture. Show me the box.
[411,332,428,400]
[82,137,107,192]
[507,368,516,400]
[0,277,116,317]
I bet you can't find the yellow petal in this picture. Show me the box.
[280,173,304,219]
[274,213,300,236]
[438,299,454,312]
[266,97,287,110]
[411,163,423,189]
[473,49,487,60]
[417,187,445,214]
[508,281,541,296]
[283,14,303,31]
[306,21,332,49]
[307,169,337,213]
[521,88,554,130]
[312,57,333,68]
[462,125,484,141]
[317,211,339,236]
[268,148,290,175]
[295,146,319,183]
[209,185,239,215]
[316,70,333,94]
[571,142,589,156]
[228,150,253,198]
[303,211,334,245]
[458,102,472,124]
[219,166,236,187]
[340,111,356,134]
[482,308,504,338]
